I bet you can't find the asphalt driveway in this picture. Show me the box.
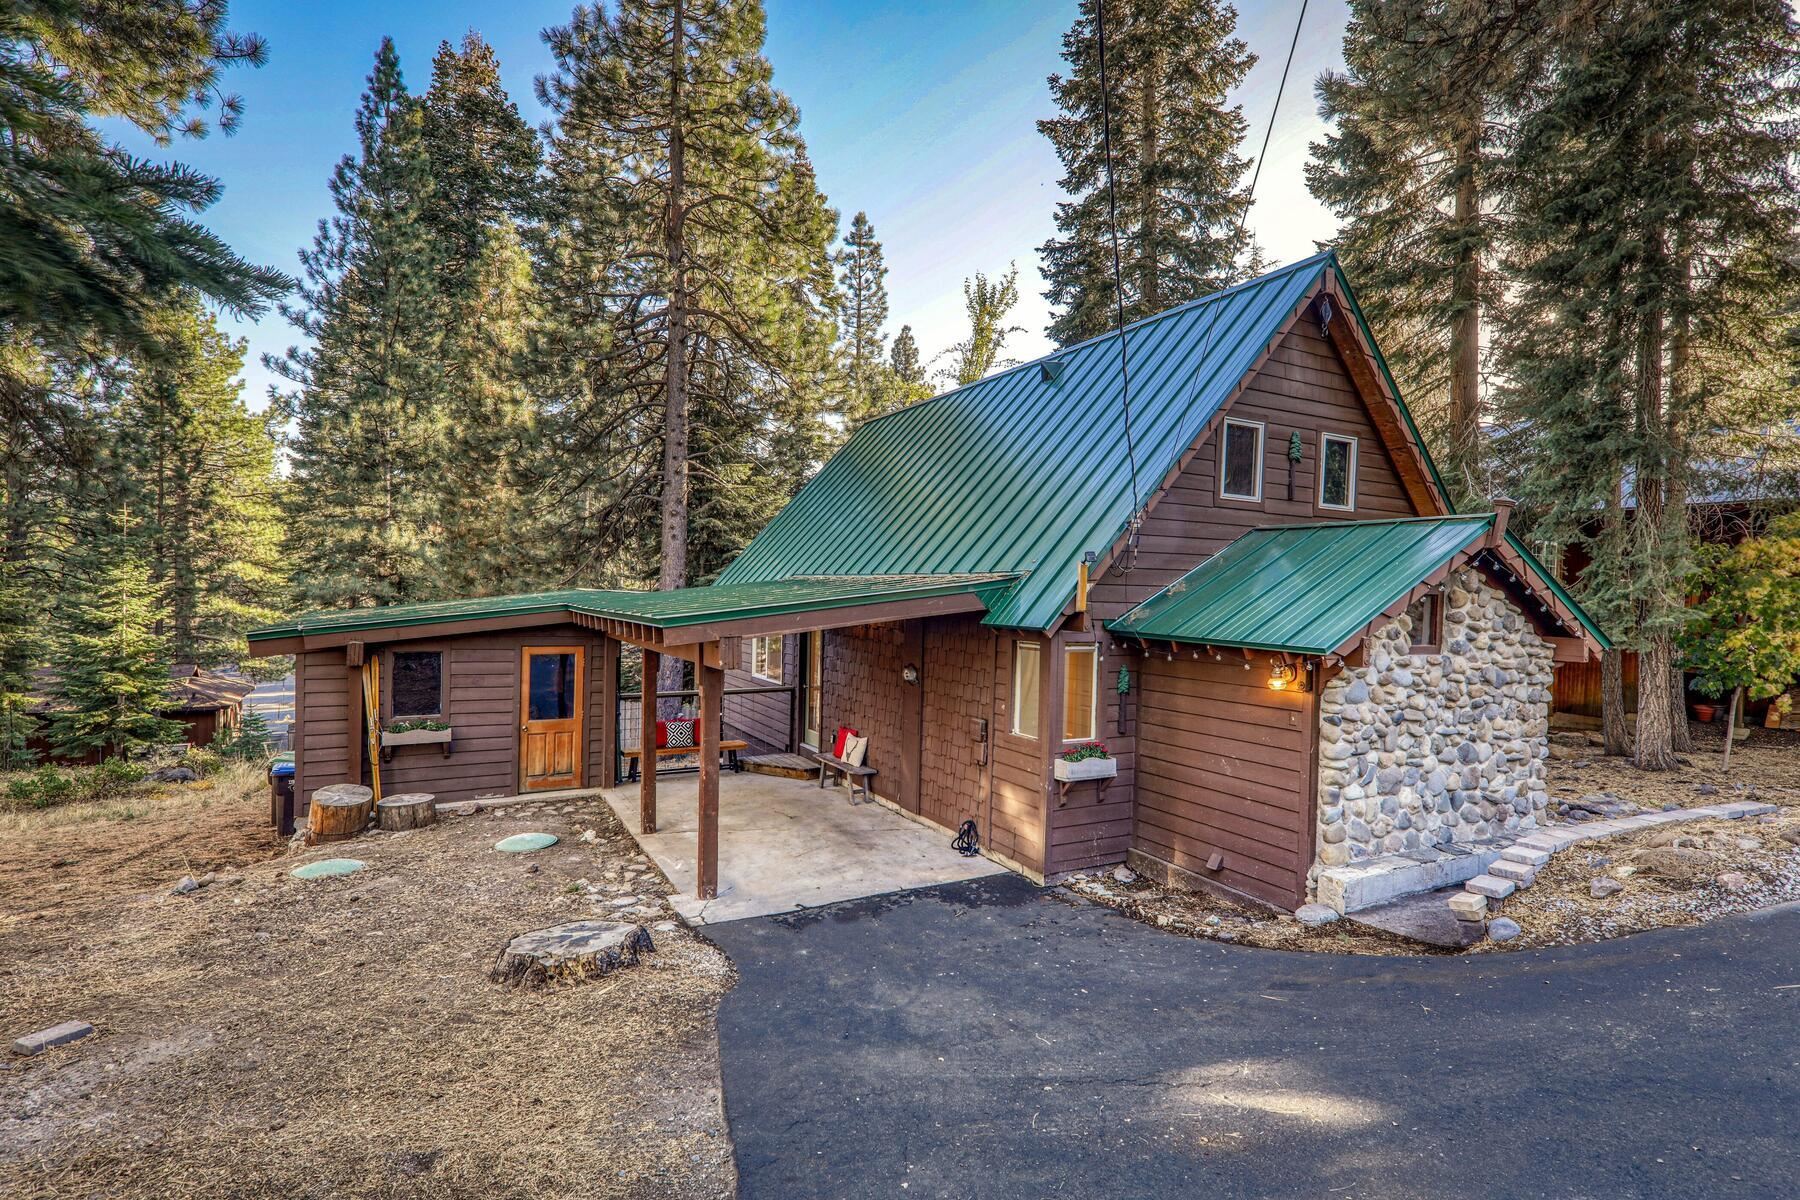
[707,875,1800,1200]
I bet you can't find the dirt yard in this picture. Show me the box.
[0,773,736,1199]
[1067,726,1800,956]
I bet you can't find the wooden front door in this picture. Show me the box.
[520,646,584,791]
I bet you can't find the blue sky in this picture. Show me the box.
[144,0,1350,408]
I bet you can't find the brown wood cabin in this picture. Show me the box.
[24,665,254,764]
[250,254,1607,912]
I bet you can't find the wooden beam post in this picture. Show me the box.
[347,662,364,788]
[640,648,659,834]
[599,636,620,789]
[697,650,723,901]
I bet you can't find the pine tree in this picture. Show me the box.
[890,325,924,389]
[114,296,286,665]
[1038,0,1256,347]
[49,532,182,758]
[947,266,1024,387]
[836,212,891,423]
[536,0,840,617]
[1499,0,1800,769]
[272,39,448,610]
[1307,1,1536,505]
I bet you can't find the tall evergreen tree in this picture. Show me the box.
[1498,0,1800,769]
[947,266,1024,387]
[536,0,840,615]
[272,40,448,609]
[835,211,890,422]
[1038,0,1257,347]
[1307,1,1538,505]
[49,530,182,758]
[889,325,924,389]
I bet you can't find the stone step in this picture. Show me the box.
[1465,874,1516,900]
[1501,845,1552,868]
[1446,891,1489,923]
[1488,859,1537,886]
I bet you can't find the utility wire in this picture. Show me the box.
[1095,0,1143,568]
[1243,0,1310,231]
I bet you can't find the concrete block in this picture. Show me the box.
[1488,859,1537,886]
[1502,846,1552,868]
[1465,874,1516,899]
[11,1020,93,1056]
[1315,846,1504,914]
[1447,891,1489,922]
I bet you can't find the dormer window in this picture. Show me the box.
[1219,418,1264,501]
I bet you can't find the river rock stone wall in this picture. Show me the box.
[1312,578,1557,891]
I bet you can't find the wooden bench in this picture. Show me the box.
[621,740,748,781]
[816,753,876,802]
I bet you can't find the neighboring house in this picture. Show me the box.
[24,664,255,764]
[248,253,1607,911]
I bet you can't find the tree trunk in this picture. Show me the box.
[1665,250,1692,757]
[307,783,374,844]
[656,0,691,706]
[1634,634,1678,770]
[376,792,436,831]
[1669,664,1691,754]
[1447,116,1482,502]
[1137,49,1161,313]
[1631,242,1676,772]
[1601,648,1630,756]
[1721,685,1741,770]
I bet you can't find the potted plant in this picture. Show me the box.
[1053,742,1117,783]
[380,718,453,749]
[1691,702,1717,724]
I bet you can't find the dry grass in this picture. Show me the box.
[0,781,736,1199]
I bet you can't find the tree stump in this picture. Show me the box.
[308,784,373,844]
[490,921,655,987]
[376,793,436,831]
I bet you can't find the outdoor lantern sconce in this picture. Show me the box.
[1268,660,1310,692]
[902,663,920,685]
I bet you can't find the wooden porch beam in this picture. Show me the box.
[697,650,723,901]
[640,648,659,835]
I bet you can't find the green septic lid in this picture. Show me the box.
[495,832,559,853]
[292,858,364,879]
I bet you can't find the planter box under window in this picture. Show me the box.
[381,727,453,759]
[1054,756,1117,783]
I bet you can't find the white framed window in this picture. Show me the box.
[1318,432,1358,511]
[1011,641,1041,739]
[1405,594,1441,652]
[1062,644,1099,742]
[1219,418,1264,501]
[750,635,783,682]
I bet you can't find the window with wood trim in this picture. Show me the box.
[1219,418,1264,501]
[1062,644,1098,742]
[1011,641,1040,738]
[750,635,782,682]
[1319,432,1358,510]
[1405,594,1441,652]
[390,650,443,718]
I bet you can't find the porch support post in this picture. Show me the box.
[697,649,723,900]
[640,648,659,834]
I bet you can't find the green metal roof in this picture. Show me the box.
[1106,516,1496,654]
[247,574,1015,644]
[1504,530,1611,649]
[718,253,1390,630]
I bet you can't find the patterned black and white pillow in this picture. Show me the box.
[663,719,697,749]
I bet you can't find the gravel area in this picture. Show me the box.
[0,782,736,1199]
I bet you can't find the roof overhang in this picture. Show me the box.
[247,574,1019,657]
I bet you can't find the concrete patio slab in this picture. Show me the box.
[601,773,1004,924]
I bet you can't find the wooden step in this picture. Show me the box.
[742,752,819,781]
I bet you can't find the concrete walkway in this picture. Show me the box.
[710,876,1800,1199]
[601,773,1004,924]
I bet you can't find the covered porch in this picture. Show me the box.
[601,771,1005,923]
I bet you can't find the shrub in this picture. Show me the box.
[78,757,147,802]
[180,748,223,778]
[6,766,75,810]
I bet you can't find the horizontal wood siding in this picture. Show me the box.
[1055,319,1418,877]
[723,635,796,753]
[294,625,611,809]
[1553,652,1639,718]
[987,631,1048,876]
[1132,655,1314,910]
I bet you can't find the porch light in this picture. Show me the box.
[902,663,919,685]
[1269,662,1297,691]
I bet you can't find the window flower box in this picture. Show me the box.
[380,723,453,759]
[1054,755,1117,783]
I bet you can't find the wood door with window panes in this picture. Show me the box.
[520,645,583,790]
[802,631,823,749]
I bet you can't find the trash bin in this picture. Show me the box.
[269,754,297,837]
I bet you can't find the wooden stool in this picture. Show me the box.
[308,784,373,844]
[377,792,436,831]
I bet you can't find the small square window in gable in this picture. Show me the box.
[1219,419,1264,502]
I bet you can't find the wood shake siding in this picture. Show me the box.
[819,623,907,805]
[919,614,993,838]
[293,624,613,809]
[1054,320,1427,881]
[1133,655,1315,909]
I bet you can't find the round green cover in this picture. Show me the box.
[495,832,559,853]
[291,858,365,879]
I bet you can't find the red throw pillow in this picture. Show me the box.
[832,725,858,757]
[655,720,669,749]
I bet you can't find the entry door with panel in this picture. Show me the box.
[520,646,584,791]
[802,630,823,749]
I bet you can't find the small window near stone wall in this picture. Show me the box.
[750,635,782,682]
[1319,433,1357,510]
[391,650,443,717]
[1405,595,1441,652]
